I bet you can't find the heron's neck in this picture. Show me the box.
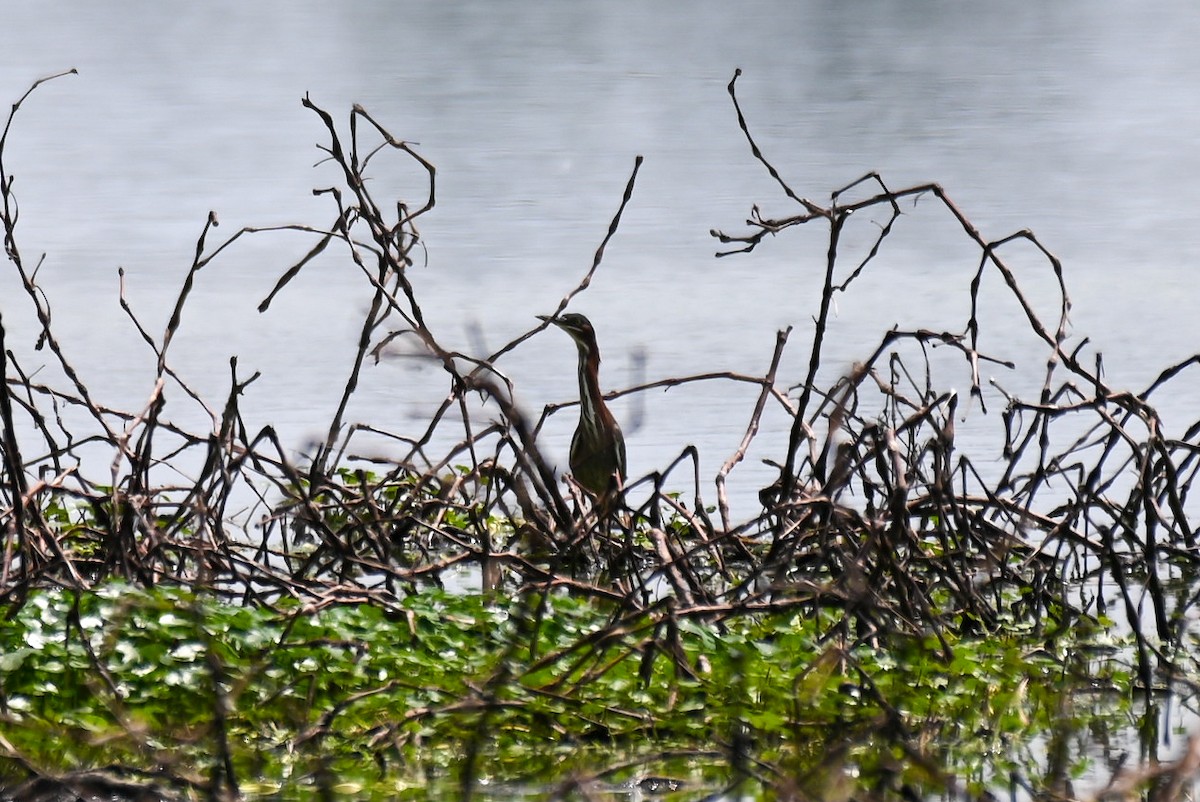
[576,345,607,433]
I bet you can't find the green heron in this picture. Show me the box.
[538,313,627,498]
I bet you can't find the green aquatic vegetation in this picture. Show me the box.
[0,584,1135,799]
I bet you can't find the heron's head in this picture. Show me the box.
[538,313,599,351]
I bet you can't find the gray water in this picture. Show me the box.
[3,2,1200,522]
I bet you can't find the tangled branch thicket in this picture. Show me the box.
[3,71,1199,706]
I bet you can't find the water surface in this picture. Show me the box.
[2,2,1199,519]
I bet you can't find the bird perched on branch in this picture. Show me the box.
[538,313,627,499]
